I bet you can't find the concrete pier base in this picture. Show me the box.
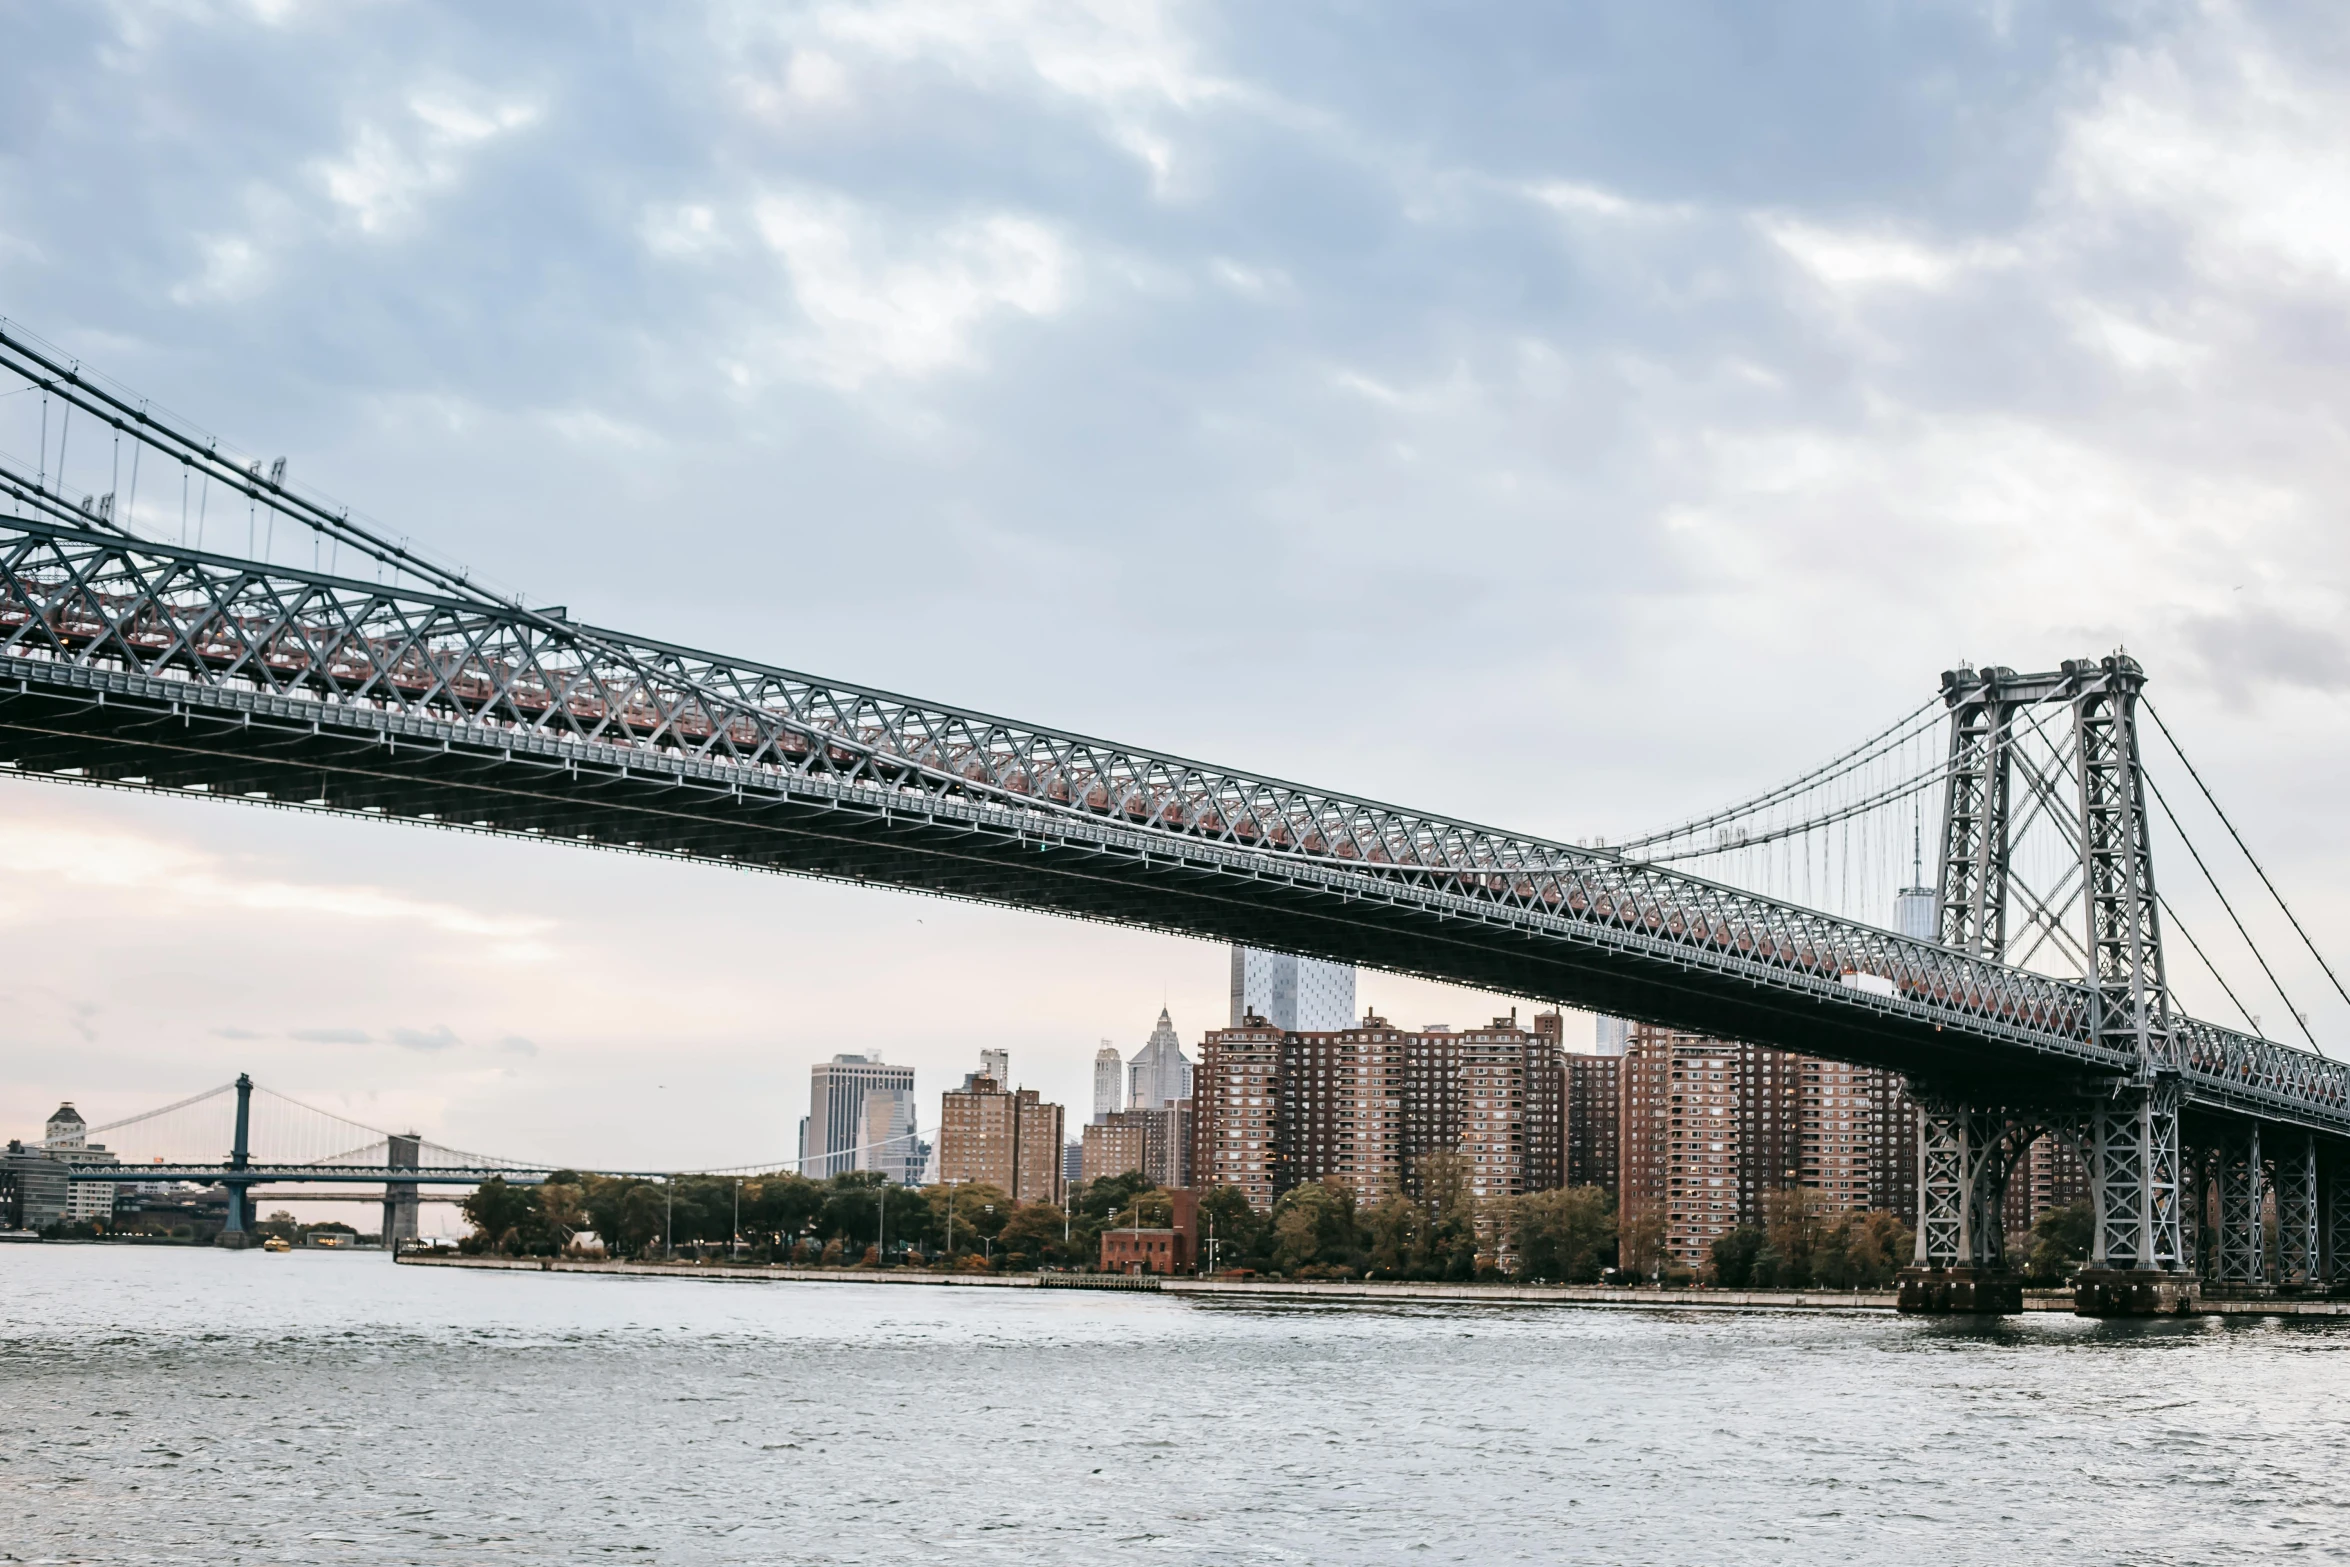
[2073,1269,2199,1317]
[1897,1267,2023,1314]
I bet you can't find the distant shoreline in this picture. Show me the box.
[390,1252,1924,1312]
[387,1254,2350,1316]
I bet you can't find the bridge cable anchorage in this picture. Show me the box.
[2144,696,2350,1015]
[2141,765,2319,1049]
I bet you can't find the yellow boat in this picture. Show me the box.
[262,1236,291,1253]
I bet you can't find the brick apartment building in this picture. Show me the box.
[1619,1025,1918,1273]
[1079,1104,1192,1189]
[2003,1134,2089,1231]
[1194,1009,1561,1211]
[1562,1051,1622,1194]
[937,1074,1066,1207]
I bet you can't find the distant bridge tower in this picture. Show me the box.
[1906,655,2188,1313]
[222,1072,255,1243]
[382,1132,421,1249]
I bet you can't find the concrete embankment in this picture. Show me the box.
[394,1254,2350,1316]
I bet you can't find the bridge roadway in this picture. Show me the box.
[1,513,2342,1133]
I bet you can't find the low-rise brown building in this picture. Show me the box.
[1099,1188,1198,1274]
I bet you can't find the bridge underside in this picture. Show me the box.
[0,659,2078,1099]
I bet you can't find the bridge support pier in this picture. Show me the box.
[2326,1158,2350,1289]
[2073,1084,2197,1316]
[1897,1099,2030,1314]
[2212,1121,2265,1286]
[2277,1131,2319,1289]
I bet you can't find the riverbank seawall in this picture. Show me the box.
[386,1254,2332,1315]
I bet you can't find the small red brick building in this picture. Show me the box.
[1098,1189,1198,1275]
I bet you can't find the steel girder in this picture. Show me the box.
[2275,1130,2319,1286]
[2327,1161,2350,1285]
[2211,1122,2264,1284]
[1934,670,2017,958]
[1912,1100,2036,1269]
[2087,1082,2185,1272]
[2,519,2348,1132]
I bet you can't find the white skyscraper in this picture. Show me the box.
[805,1054,916,1180]
[1126,1008,1193,1110]
[1230,946,1355,1032]
[980,1048,1010,1085]
[1592,1016,1629,1056]
[1092,1043,1124,1124]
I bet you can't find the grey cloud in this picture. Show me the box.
[2170,607,2350,707]
[390,1024,463,1052]
[498,1034,539,1057]
[211,1026,265,1040]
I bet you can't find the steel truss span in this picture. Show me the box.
[0,518,2341,1135]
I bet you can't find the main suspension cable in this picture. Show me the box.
[1619,696,1940,852]
[2144,697,2350,1014]
[2142,767,2317,1048]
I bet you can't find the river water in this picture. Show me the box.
[4,1248,2347,1565]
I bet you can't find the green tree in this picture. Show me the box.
[1412,1152,1481,1280]
[1618,1197,1667,1281]
[537,1182,588,1244]
[1761,1187,1832,1287]
[1709,1224,1766,1287]
[618,1182,668,1255]
[1360,1194,1424,1278]
[930,1182,1013,1261]
[1509,1186,1615,1282]
[1269,1177,1361,1276]
[2024,1198,2093,1283]
[744,1173,828,1251]
[462,1177,542,1253]
[997,1203,1074,1271]
[820,1172,897,1254]
[1827,1209,1913,1288]
[1194,1185,1267,1273]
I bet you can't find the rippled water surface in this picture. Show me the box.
[5,1248,2349,1565]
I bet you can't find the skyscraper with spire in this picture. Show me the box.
[1127,1008,1192,1110]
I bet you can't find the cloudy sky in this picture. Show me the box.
[4,1,2349,1183]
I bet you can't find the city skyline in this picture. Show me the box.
[6,3,2349,1190]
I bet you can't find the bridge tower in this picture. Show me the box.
[219,1072,257,1248]
[1902,654,2196,1316]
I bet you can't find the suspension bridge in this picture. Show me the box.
[5,319,2347,1312]
[39,1070,901,1241]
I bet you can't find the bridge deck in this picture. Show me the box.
[3,516,2342,1134]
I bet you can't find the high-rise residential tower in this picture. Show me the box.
[937,1066,1065,1206]
[1194,1011,1560,1211]
[1229,946,1355,1033]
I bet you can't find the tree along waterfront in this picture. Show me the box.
[455,1159,1649,1283]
